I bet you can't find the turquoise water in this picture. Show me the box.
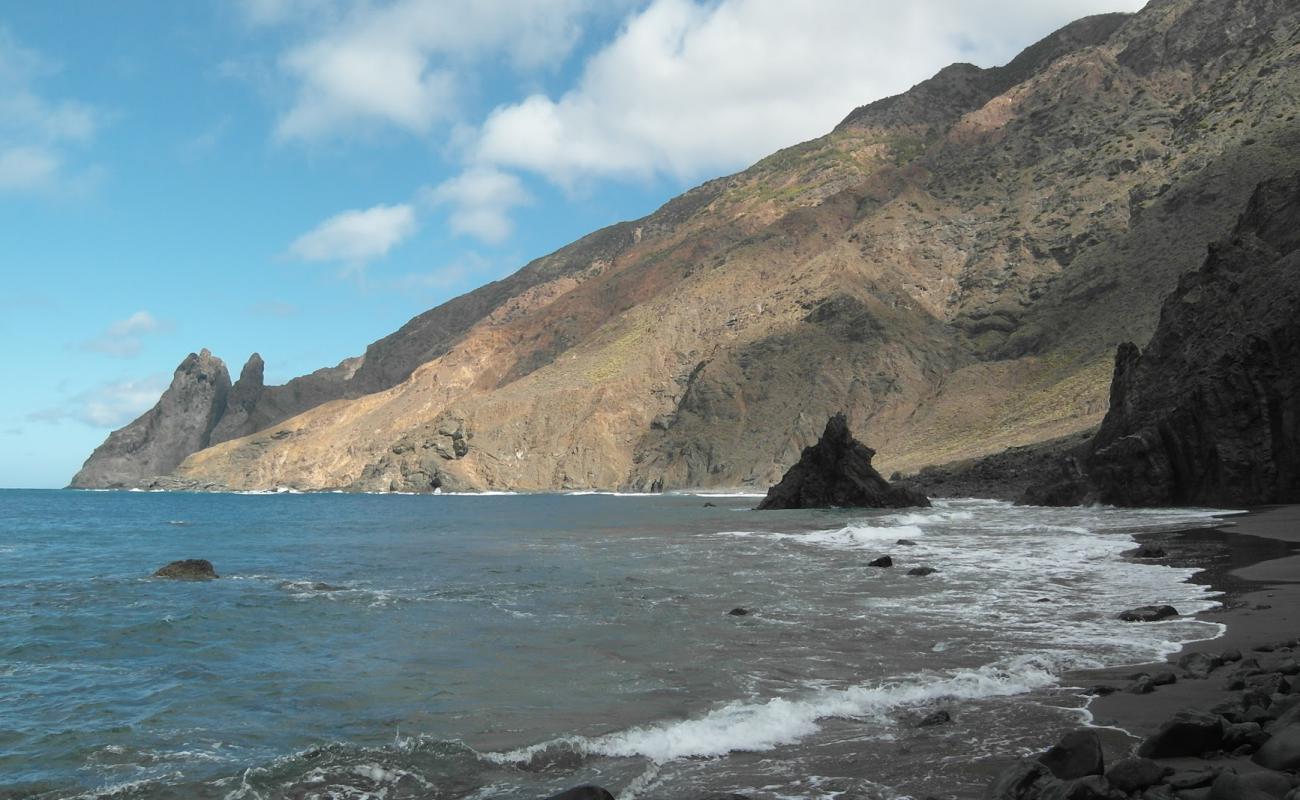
[0,490,1233,799]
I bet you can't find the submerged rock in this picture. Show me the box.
[918,709,952,727]
[869,555,894,568]
[907,566,938,576]
[1118,605,1179,622]
[728,607,749,616]
[153,559,218,580]
[757,414,930,510]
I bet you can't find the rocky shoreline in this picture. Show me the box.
[980,505,1300,800]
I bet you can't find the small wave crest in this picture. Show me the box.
[490,655,1063,765]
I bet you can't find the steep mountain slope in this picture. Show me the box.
[78,0,1300,492]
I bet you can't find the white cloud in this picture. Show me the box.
[423,167,531,244]
[288,203,417,265]
[0,145,60,190]
[472,0,1147,185]
[265,0,600,142]
[29,375,169,428]
[80,311,172,358]
[0,26,103,194]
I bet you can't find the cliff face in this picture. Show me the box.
[1028,175,1300,507]
[76,0,1300,492]
[69,350,231,488]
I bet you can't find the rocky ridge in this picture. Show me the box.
[75,0,1300,493]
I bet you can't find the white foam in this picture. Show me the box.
[491,655,1064,765]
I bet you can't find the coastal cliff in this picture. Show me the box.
[1023,174,1300,507]
[74,0,1300,492]
[69,350,231,489]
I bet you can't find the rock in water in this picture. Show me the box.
[1117,605,1179,622]
[757,414,930,510]
[69,350,231,489]
[153,559,218,580]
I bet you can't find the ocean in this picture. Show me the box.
[0,490,1235,799]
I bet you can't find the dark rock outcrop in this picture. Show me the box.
[1023,175,1300,507]
[1038,730,1104,781]
[757,414,929,510]
[541,786,615,800]
[153,559,218,580]
[70,350,231,488]
[1137,709,1225,759]
[869,555,894,568]
[1118,605,1179,622]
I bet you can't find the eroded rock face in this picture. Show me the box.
[757,414,929,510]
[1023,174,1300,507]
[69,350,231,489]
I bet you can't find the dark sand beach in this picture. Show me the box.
[979,506,1300,798]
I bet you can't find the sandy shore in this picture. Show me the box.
[975,505,1300,797]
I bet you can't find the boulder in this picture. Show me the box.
[1255,723,1300,771]
[1137,709,1225,758]
[986,758,1059,800]
[1104,758,1167,794]
[918,709,951,727]
[907,566,938,576]
[1207,772,1286,800]
[1165,769,1219,791]
[1118,605,1179,622]
[896,538,918,546]
[543,787,616,800]
[1130,675,1156,694]
[1179,651,1222,679]
[1038,730,1104,780]
[1152,671,1177,686]
[757,414,930,510]
[153,559,218,580]
[728,608,749,616]
[1132,543,1167,558]
[1224,721,1268,751]
[869,555,893,568]
[1038,776,1124,800]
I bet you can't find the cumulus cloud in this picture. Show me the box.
[266,0,598,142]
[422,167,531,244]
[29,375,168,428]
[0,27,103,194]
[288,203,417,266]
[80,311,172,358]
[471,0,1147,185]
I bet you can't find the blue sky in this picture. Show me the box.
[0,0,1144,488]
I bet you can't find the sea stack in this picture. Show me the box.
[757,414,930,510]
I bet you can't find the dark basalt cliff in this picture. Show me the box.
[758,414,929,509]
[1023,174,1300,507]
[69,350,232,489]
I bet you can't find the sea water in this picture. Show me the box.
[0,490,1237,799]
